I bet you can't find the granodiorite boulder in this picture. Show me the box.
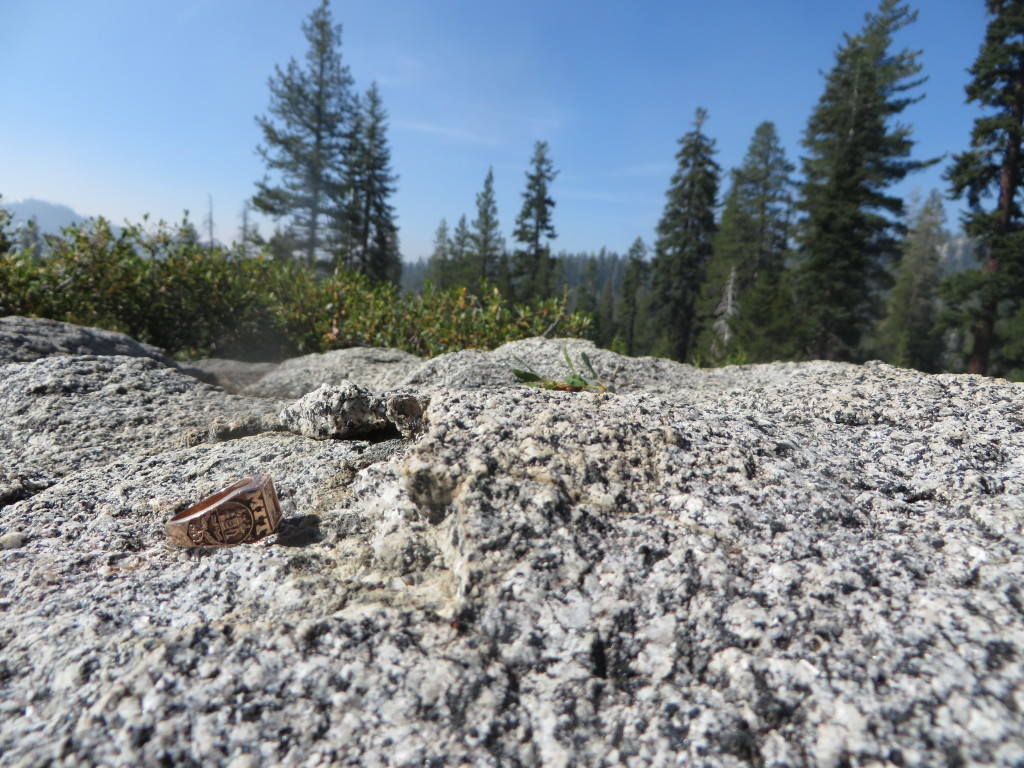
[0,315,174,367]
[0,354,285,507]
[241,346,423,399]
[1,326,1023,767]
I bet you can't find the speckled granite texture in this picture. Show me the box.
[1,321,1022,767]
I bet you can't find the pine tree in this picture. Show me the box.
[265,226,303,263]
[616,237,650,356]
[425,218,451,290]
[694,121,795,363]
[574,258,600,317]
[238,201,263,257]
[252,0,354,269]
[793,0,933,361]
[340,82,401,284]
[874,189,947,372]
[0,197,12,257]
[729,270,804,363]
[470,167,505,287]
[595,276,616,347]
[511,140,558,300]
[447,214,473,286]
[943,0,1024,376]
[650,108,721,362]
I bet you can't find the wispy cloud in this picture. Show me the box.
[615,162,675,178]
[371,53,428,89]
[175,0,208,25]
[478,107,564,136]
[562,188,617,203]
[563,163,674,186]
[396,120,498,145]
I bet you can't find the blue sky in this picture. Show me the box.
[0,1,989,262]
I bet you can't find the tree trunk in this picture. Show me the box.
[968,94,1022,375]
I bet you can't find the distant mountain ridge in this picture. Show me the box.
[5,198,88,234]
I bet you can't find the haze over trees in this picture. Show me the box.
[242,0,1024,378]
[7,0,1024,377]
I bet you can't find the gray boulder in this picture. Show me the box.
[0,355,286,498]
[176,357,279,393]
[242,346,423,398]
[0,315,174,367]
[1,338,1023,767]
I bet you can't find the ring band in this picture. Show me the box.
[166,474,282,547]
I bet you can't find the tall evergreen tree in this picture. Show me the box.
[944,0,1024,376]
[470,167,505,286]
[340,82,401,283]
[448,214,473,287]
[874,189,947,372]
[694,121,795,363]
[511,140,558,300]
[238,201,263,257]
[574,258,601,318]
[0,198,13,258]
[252,0,353,269]
[615,237,650,356]
[793,0,933,361]
[425,218,451,290]
[594,275,617,347]
[650,107,721,362]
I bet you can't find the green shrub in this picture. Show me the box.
[136,222,283,358]
[0,208,593,360]
[39,218,152,339]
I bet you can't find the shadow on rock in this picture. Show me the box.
[274,514,323,547]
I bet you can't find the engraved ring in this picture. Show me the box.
[166,474,282,547]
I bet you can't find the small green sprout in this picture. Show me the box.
[511,347,616,393]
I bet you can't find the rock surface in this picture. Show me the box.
[0,315,174,367]
[177,357,279,394]
[241,347,423,398]
[0,355,285,505]
[2,327,1024,767]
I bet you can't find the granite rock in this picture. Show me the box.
[241,347,423,399]
[176,358,279,394]
[232,336,760,400]
[1,334,1024,767]
[0,315,175,367]
[0,355,286,496]
[278,382,392,439]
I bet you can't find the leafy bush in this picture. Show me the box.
[317,277,590,357]
[0,209,592,360]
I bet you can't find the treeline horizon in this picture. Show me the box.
[5,0,1024,381]
[402,0,1024,380]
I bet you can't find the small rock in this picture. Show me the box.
[0,532,27,550]
[278,381,390,438]
[242,347,422,399]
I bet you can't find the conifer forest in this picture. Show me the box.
[4,0,1024,379]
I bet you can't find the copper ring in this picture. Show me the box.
[166,474,282,547]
